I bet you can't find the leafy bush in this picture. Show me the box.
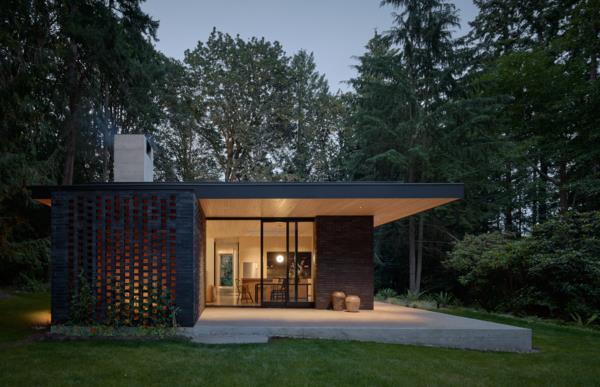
[398,290,426,307]
[432,291,454,308]
[0,236,50,289]
[444,232,528,311]
[103,284,179,328]
[68,272,95,325]
[404,290,424,302]
[570,312,598,327]
[68,271,179,328]
[445,211,600,321]
[376,288,398,300]
[0,153,54,288]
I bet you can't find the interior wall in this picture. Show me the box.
[205,236,313,280]
[238,236,313,279]
[206,238,214,288]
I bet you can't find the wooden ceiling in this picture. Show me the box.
[200,198,459,227]
[206,220,314,239]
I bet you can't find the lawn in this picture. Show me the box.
[1,292,599,386]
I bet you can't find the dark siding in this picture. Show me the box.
[51,192,69,323]
[195,203,206,319]
[315,216,374,310]
[175,192,195,326]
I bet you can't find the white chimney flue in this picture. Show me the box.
[113,134,154,182]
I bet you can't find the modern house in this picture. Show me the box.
[31,135,464,327]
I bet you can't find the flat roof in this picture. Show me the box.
[30,181,463,199]
[30,182,463,226]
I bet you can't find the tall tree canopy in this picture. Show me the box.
[182,30,343,182]
[184,29,291,181]
[0,0,165,287]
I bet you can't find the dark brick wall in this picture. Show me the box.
[314,216,374,310]
[50,190,199,327]
[175,192,197,326]
[51,191,69,324]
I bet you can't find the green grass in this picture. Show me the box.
[1,292,600,386]
[0,291,50,342]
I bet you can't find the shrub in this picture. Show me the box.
[68,271,95,325]
[444,231,528,311]
[570,312,598,327]
[104,284,179,328]
[399,290,425,307]
[0,237,50,288]
[432,291,454,308]
[404,290,424,302]
[68,271,179,328]
[445,211,600,321]
[376,288,398,300]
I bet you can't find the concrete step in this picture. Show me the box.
[190,334,270,344]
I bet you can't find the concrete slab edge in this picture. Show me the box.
[182,326,532,352]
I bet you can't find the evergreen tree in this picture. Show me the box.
[285,50,343,181]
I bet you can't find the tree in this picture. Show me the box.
[54,0,159,184]
[470,0,600,219]
[384,0,460,293]
[284,50,344,181]
[0,0,165,286]
[345,33,412,182]
[154,57,219,181]
[184,29,292,182]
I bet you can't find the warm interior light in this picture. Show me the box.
[276,254,284,263]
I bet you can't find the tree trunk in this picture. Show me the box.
[589,50,598,82]
[538,161,548,222]
[558,162,568,213]
[62,80,81,184]
[415,214,424,293]
[102,133,110,182]
[62,114,78,185]
[504,165,513,232]
[225,136,234,182]
[408,216,416,293]
[102,121,116,182]
[61,5,81,185]
[101,93,115,182]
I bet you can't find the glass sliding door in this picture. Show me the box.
[291,221,314,304]
[204,218,313,307]
[260,219,314,307]
[205,220,260,306]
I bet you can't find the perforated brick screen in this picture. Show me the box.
[51,190,201,326]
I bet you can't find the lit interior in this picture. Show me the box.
[205,220,314,306]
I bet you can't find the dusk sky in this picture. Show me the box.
[142,0,478,92]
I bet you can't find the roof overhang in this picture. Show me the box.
[30,182,463,227]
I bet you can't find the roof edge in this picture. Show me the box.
[29,182,464,200]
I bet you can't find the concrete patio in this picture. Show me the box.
[181,302,532,352]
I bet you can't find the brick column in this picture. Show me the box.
[315,216,374,309]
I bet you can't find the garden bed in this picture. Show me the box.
[50,325,183,341]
